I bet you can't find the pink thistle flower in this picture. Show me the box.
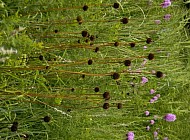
[164,113,176,122]
[146,126,150,131]
[154,131,158,137]
[127,136,134,140]
[150,89,155,94]
[161,1,171,8]
[145,111,150,116]
[141,77,148,84]
[153,96,158,101]
[164,14,171,20]
[154,20,161,24]
[163,137,168,140]
[127,131,134,137]
[150,120,155,125]
[156,94,160,98]
[149,99,154,103]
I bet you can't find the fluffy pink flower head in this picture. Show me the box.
[127,131,134,137]
[164,14,171,20]
[150,120,155,125]
[141,77,148,84]
[164,113,176,122]
[149,99,154,103]
[153,96,158,101]
[145,111,150,116]
[154,131,158,137]
[154,20,161,24]
[146,126,150,131]
[127,136,134,140]
[156,94,160,98]
[150,89,155,94]
[161,0,171,8]
[163,137,168,140]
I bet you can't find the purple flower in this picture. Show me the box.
[153,96,158,101]
[127,136,134,140]
[149,99,154,103]
[127,131,134,137]
[145,111,150,116]
[156,94,160,98]
[141,77,148,84]
[150,120,155,125]
[150,89,155,94]
[154,131,158,137]
[161,0,171,8]
[146,126,150,131]
[163,137,168,140]
[164,113,176,122]
[164,14,171,20]
[154,20,161,24]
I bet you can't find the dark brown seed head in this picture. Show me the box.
[95,47,99,52]
[67,109,71,112]
[82,30,88,37]
[44,116,51,122]
[148,53,154,60]
[39,55,43,61]
[124,60,131,66]
[114,42,119,47]
[112,72,120,80]
[71,88,75,92]
[54,29,58,33]
[85,39,89,43]
[121,18,128,24]
[94,87,100,92]
[78,40,81,43]
[103,92,110,100]
[146,38,152,44]
[113,3,119,9]
[156,71,163,78]
[117,103,122,109]
[77,16,83,24]
[82,74,85,78]
[88,59,93,65]
[83,5,88,11]
[129,42,136,47]
[11,125,18,132]
[103,103,109,109]
[90,35,95,41]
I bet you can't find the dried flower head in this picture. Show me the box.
[164,113,176,122]
[88,59,93,65]
[112,72,120,80]
[117,103,122,109]
[54,29,58,33]
[129,42,135,47]
[121,18,128,24]
[124,60,131,66]
[44,116,51,122]
[95,47,99,52]
[148,53,154,60]
[113,3,119,9]
[164,14,171,20]
[83,5,88,11]
[94,87,100,92]
[156,71,163,78]
[82,30,88,37]
[103,92,110,100]
[103,103,109,109]
[146,38,152,44]
[114,42,119,47]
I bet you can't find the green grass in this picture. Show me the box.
[0,0,190,140]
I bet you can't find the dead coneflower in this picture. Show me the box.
[94,87,100,92]
[81,30,89,37]
[113,2,120,9]
[146,38,153,44]
[129,42,136,47]
[88,59,93,65]
[121,18,128,24]
[114,41,119,47]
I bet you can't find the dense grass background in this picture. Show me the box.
[0,0,190,140]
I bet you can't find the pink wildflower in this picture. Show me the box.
[150,89,155,94]
[161,0,171,8]
[164,14,171,20]
[164,113,176,122]
[145,111,150,116]
[141,77,148,84]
